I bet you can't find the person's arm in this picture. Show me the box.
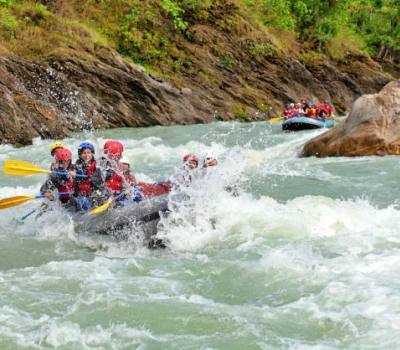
[40,176,56,200]
[130,173,137,185]
[91,168,105,189]
[100,158,114,181]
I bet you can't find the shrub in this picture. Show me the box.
[219,55,233,68]
[256,101,271,113]
[299,51,325,66]
[0,8,18,40]
[161,0,188,32]
[232,105,248,120]
[248,41,276,57]
[0,0,14,8]
[15,2,50,25]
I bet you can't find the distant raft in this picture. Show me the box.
[282,117,335,131]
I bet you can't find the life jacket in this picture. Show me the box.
[283,109,291,117]
[137,182,172,197]
[57,177,74,203]
[306,108,316,117]
[284,109,294,119]
[326,104,333,116]
[75,160,97,196]
[316,103,328,117]
[106,171,125,194]
[123,172,135,186]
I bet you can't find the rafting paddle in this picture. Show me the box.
[0,192,71,209]
[268,117,283,123]
[3,160,86,177]
[88,192,128,216]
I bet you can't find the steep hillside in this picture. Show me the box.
[0,0,398,144]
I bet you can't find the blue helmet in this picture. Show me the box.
[78,142,95,155]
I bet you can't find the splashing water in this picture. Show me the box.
[0,121,399,349]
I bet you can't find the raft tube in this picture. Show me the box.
[73,194,169,241]
[282,117,335,131]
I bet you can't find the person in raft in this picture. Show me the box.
[203,153,218,168]
[72,142,109,211]
[119,156,136,186]
[174,153,199,187]
[97,140,127,196]
[40,148,75,207]
[49,142,66,170]
[117,156,145,204]
[97,140,142,206]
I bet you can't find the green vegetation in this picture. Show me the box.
[232,104,249,119]
[256,101,271,113]
[246,0,399,61]
[0,0,398,66]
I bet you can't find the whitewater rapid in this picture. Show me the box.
[1,121,400,349]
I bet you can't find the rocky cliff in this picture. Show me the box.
[0,0,398,145]
[0,48,220,145]
[1,45,395,145]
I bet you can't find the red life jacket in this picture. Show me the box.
[124,172,135,186]
[76,161,97,196]
[137,182,172,197]
[316,103,328,113]
[326,104,333,116]
[106,171,125,194]
[58,180,74,203]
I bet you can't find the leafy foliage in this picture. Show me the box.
[0,0,399,64]
[246,0,399,61]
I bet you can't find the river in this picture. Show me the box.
[1,121,400,349]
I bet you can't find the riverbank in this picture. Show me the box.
[0,0,398,145]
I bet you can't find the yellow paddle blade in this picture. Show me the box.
[88,198,113,216]
[269,117,283,123]
[3,160,51,176]
[0,195,36,209]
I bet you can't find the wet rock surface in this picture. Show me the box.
[302,80,400,157]
[0,44,395,145]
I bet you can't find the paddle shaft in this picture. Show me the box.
[18,191,71,222]
[52,170,87,178]
[36,191,71,199]
[19,209,37,222]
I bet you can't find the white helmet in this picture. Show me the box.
[205,152,216,160]
[120,156,130,164]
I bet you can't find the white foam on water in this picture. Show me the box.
[2,122,400,348]
[159,177,400,254]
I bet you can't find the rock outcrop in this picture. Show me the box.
[0,44,395,145]
[0,48,221,145]
[301,80,400,157]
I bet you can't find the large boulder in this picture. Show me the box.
[301,80,400,157]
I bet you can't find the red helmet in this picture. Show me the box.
[183,153,198,163]
[104,140,124,156]
[55,148,72,161]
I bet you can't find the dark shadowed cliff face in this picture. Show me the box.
[0,44,395,145]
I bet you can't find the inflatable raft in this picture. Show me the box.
[72,193,169,241]
[282,117,335,131]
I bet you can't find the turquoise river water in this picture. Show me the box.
[1,121,400,349]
